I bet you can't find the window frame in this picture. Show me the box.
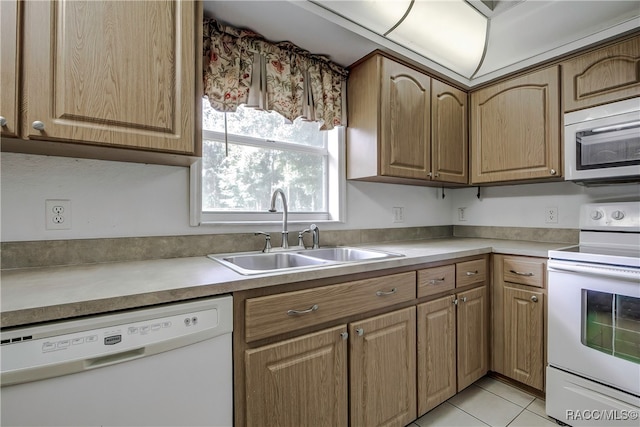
[190,117,345,227]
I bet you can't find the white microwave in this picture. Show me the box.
[564,97,640,185]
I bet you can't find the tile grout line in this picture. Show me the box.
[443,401,492,427]
[447,384,532,427]
[473,382,537,409]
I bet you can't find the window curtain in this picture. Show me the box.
[203,18,348,131]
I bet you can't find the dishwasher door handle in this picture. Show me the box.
[86,347,145,369]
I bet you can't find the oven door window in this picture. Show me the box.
[583,290,640,364]
[576,122,640,170]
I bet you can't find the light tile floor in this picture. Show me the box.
[411,376,559,427]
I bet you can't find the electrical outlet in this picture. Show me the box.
[392,207,404,223]
[545,207,558,224]
[458,207,467,221]
[46,200,71,230]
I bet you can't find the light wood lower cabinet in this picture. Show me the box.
[492,254,546,391]
[417,295,456,414]
[350,307,417,427]
[244,308,416,427]
[417,285,488,416]
[245,325,348,427]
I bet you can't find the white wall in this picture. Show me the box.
[3,153,638,242]
[1,153,452,242]
[450,182,640,228]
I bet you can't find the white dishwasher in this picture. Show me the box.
[0,295,233,427]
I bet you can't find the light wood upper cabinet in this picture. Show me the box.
[245,325,348,427]
[470,66,561,184]
[563,35,640,112]
[432,80,468,184]
[350,307,417,427]
[380,59,431,179]
[17,0,199,157]
[492,254,547,391]
[0,0,20,138]
[348,54,468,186]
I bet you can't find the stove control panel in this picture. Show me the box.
[580,202,640,231]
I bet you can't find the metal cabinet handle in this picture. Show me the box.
[427,172,433,177]
[0,116,6,127]
[550,169,557,175]
[375,288,397,296]
[287,304,319,316]
[32,121,45,131]
[509,270,534,277]
[465,270,478,276]
[461,297,468,303]
[356,328,364,336]
[428,278,446,285]
[340,332,349,340]
[453,298,458,305]
[531,295,539,303]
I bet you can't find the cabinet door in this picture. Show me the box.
[22,1,197,154]
[457,286,488,390]
[417,295,456,416]
[470,66,561,183]
[0,0,20,138]
[563,36,640,112]
[431,80,468,184]
[245,325,348,427]
[380,58,431,179]
[350,307,417,427]
[504,286,545,390]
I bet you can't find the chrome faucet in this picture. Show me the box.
[310,224,320,249]
[269,188,289,249]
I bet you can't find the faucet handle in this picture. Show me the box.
[255,232,272,253]
[298,229,311,248]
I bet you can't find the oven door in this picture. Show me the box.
[548,259,640,396]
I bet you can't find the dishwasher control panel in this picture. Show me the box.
[1,301,225,376]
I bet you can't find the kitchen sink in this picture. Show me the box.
[210,252,331,275]
[294,247,402,262]
[209,247,403,275]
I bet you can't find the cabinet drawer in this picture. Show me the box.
[245,272,416,342]
[503,257,545,288]
[417,265,455,297]
[456,259,486,287]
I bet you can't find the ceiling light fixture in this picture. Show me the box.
[313,0,488,78]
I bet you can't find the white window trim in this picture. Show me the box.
[190,127,346,227]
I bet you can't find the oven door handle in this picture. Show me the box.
[548,260,640,282]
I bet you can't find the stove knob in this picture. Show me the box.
[612,210,625,220]
[590,210,603,220]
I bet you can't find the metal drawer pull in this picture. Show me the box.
[376,288,397,296]
[428,278,446,285]
[531,295,538,303]
[356,328,364,336]
[465,270,478,276]
[453,298,458,305]
[510,269,534,277]
[32,121,45,131]
[287,304,319,316]
[340,332,349,340]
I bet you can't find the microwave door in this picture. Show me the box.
[577,124,640,170]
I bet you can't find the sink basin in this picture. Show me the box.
[209,252,330,275]
[295,247,402,262]
[209,247,403,275]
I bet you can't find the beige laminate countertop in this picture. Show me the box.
[1,238,572,328]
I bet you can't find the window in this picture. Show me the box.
[197,100,344,224]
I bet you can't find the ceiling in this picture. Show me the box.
[203,1,640,88]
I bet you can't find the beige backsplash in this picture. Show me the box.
[1,225,577,269]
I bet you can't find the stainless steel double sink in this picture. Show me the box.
[208,247,403,275]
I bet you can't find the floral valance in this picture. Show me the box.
[203,18,348,130]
